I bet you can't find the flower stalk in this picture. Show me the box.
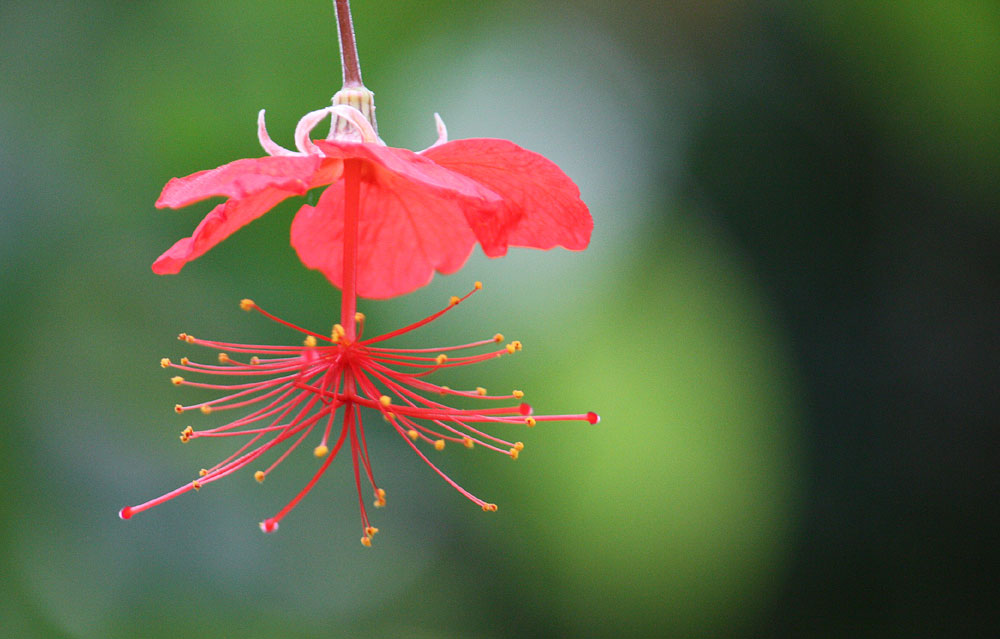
[334,0,363,88]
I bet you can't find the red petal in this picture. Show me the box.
[422,139,592,256]
[153,156,342,274]
[312,140,501,204]
[156,156,335,208]
[291,176,477,299]
[153,187,296,274]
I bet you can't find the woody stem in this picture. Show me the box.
[334,0,363,87]
[341,159,361,342]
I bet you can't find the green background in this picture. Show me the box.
[1,1,995,637]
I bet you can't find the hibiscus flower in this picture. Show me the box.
[123,0,599,544]
[153,91,592,298]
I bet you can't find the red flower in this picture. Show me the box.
[119,285,599,545]
[125,0,599,543]
[154,102,592,299]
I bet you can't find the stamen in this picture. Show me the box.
[127,283,596,539]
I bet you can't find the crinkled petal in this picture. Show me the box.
[153,187,298,274]
[422,138,592,256]
[156,156,336,209]
[291,176,477,299]
[313,140,501,205]
[153,156,343,274]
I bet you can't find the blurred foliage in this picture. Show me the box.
[1,1,995,638]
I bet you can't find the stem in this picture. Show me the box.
[334,0,363,87]
[341,159,361,341]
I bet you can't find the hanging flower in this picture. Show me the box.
[153,89,592,299]
[119,285,599,545]
[125,0,599,543]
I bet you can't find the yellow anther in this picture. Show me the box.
[254,470,266,483]
[482,503,498,512]
[439,385,450,396]
[180,357,190,365]
[179,426,193,442]
[407,429,419,441]
[505,343,516,354]
[493,333,504,343]
[354,312,365,323]
[525,416,537,427]
[174,404,184,414]
[200,405,213,415]
[177,333,187,341]
[249,356,260,365]
[365,526,379,537]
[474,281,483,290]
[463,437,474,449]
[379,395,392,408]
[303,335,317,348]
[191,480,201,491]
[313,444,329,458]
[434,439,446,451]
[331,323,345,342]
[239,299,255,311]
[199,468,208,477]
[170,376,184,385]
[513,390,524,399]
[449,295,461,306]
[476,387,487,396]
[360,536,372,547]
[514,441,525,451]
[160,358,171,368]
[374,488,386,507]
[435,354,448,365]
[509,447,519,460]
[218,353,230,364]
